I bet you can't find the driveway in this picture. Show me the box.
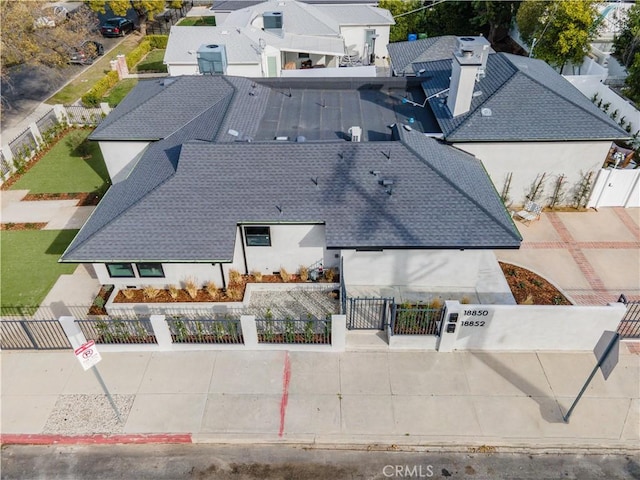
[495,207,640,305]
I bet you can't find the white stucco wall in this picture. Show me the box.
[167,63,199,76]
[441,301,626,351]
[98,141,150,183]
[234,224,336,275]
[340,25,390,58]
[168,63,262,77]
[342,249,497,290]
[93,262,224,289]
[456,141,611,207]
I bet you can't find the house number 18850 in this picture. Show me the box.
[463,310,488,316]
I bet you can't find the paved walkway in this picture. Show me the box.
[495,207,640,305]
[1,190,95,230]
[1,347,638,450]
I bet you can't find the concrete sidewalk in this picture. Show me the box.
[1,190,95,230]
[2,347,638,450]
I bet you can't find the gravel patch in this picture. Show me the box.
[43,394,134,435]
[246,288,339,319]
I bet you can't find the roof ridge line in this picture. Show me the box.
[400,135,522,242]
[503,57,628,136]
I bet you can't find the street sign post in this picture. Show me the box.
[563,331,620,423]
[74,340,102,371]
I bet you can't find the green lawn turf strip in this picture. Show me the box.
[177,17,216,26]
[104,78,139,107]
[0,230,79,313]
[9,129,109,194]
[134,49,167,73]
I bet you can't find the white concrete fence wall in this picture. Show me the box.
[60,314,346,353]
[437,301,626,352]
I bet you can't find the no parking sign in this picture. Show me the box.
[74,340,102,371]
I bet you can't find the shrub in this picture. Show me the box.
[205,281,219,299]
[324,267,335,282]
[168,284,180,299]
[298,266,309,282]
[279,267,291,282]
[460,295,471,304]
[126,40,151,70]
[93,296,106,308]
[81,70,119,107]
[147,34,169,49]
[251,270,263,282]
[183,278,199,299]
[225,285,243,301]
[143,285,160,299]
[229,269,242,285]
[429,298,443,309]
[122,288,136,299]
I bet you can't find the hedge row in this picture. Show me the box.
[80,35,168,107]
[81,70,120,107]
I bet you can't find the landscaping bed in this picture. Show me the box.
[1,223,47,231]
[499,261,571,305]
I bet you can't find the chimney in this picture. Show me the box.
[447,36,490,117]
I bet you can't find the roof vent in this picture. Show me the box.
[379,179,394,186]
[348,126,362,142]
[295,136,306,143]
[221,30,229,35]
[275,136,289,141]
[481,108,492,117]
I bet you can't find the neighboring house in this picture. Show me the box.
[387,36,461,76]
[387,36,629,206]
[164,27,262,76]
[63,74,521,301]
[164,0,393,77]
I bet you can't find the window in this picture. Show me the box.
[298,52,310,59]
[136,263,165,278]
[106,263,135,278]
[245,226,271,246]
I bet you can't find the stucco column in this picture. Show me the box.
[438,301,462,352]
[331,314,346,352]
[240,315,258,348]
[150,315,172,351]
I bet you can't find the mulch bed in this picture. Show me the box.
[88,285,115,315]
[499,262,571,305]
[113,274,338,303]
[22,192,102,206]
[0,222,48,231]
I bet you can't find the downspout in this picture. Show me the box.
[218,263,227,290]
[238,225,249,275]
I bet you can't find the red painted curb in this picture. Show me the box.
[1,433,192,445]
[278,351,292,438]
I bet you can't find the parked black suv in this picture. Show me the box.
[100,17,134,37]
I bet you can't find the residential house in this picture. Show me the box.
[63,74,521,303]
[164,0,394,77]
[387,36,629,206]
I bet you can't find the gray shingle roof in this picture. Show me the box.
[90,76,235,141]
[387,36,459,76]
[61,134,520,262]
[418,53,629,142]
[315,5,394,26]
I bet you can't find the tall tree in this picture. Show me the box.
[516,0,600,70]
[471,1,521,44]
[379,0,424,43]
[1,0,98,83]
[88,0,167,35]
[612,3,640,68]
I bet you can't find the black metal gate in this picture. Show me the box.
[346,297,393,330]
[0,320,71,350]
[618,294,640,339]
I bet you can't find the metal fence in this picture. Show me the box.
[166,317,243,344]
[618,295,640,339]
[346,297,393,330]
[0,320,71,350]
[391,304,444,336]
[35,108,59,133]
[75,318,157,344]
[8,129,36,159]
[64,106,104,125]
[255,317,331,344]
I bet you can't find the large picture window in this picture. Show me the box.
[136,263,165,278]
[244,226,271,247]
[106,263,135,278]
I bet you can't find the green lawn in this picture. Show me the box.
[46,35,142,105]
[9,129,109,194]
[1,230,79,313]
[134,49,167,73]
[177,16,216,26]
[104,78,139,107]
